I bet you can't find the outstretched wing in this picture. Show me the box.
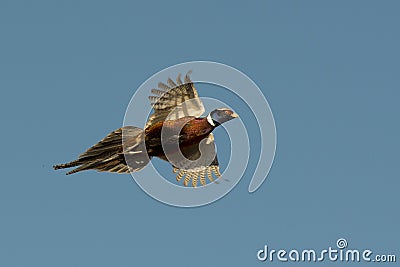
[146,71,205,129]
[172,134,222,187]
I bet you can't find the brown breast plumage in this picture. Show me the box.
[144,116,214,158]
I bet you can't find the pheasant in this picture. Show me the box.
[54,72,238,187]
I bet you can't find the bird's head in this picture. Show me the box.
[207,108,239,127]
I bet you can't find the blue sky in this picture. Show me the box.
[0,1,399,266]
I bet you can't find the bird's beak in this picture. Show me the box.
[231,113,239,118]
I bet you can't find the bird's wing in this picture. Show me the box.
[171,133,222,187]
[146,71,205,129]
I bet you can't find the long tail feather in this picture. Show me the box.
[53,160,81,170]
[54,126,149,175]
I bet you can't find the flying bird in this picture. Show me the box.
[53,72,238,187]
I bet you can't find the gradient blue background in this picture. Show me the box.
[1,1,399,266]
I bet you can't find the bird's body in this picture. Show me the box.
[54,72,238,187]
[145,116,214,157]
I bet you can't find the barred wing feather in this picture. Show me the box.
[172,134,222,187]
[146,72,205,128]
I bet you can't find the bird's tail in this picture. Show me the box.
[53,126,150,175]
